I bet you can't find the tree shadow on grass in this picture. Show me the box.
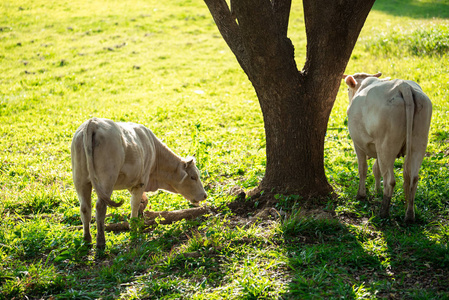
[279,211,449,299]
[64,224,232,299]
[379,219,449,298]
[373,0,449,19]
[280,214,385,299]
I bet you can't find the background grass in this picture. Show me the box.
[1,0,449,298]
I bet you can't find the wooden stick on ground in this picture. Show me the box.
[104,206,212,232]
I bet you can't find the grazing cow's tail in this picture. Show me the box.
[399,82,415,178]
[83,118,124,208]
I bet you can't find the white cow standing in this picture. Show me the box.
[343,72,432,223]
[71,118,208,248]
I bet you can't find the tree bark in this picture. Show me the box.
[204,0,375,198]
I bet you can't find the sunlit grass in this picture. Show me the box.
[1,0,449,298]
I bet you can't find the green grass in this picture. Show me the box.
[363,23,449,57]
[1,0,449,298]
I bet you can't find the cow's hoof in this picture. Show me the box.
[404,214,415,224]
[404,218,415,224]
[96,237,106,251]
[356,194,366,201]
[379,209,389,219]
[83,239,93,249]
[83,235,92,245]
[379,196,391,219]
[96,244,106,251]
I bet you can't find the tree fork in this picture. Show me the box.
[204,0,376,200]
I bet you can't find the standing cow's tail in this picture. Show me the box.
[399,82,415,181]
[83,118,124,208]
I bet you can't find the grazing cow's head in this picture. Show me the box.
[342,72,382,102]
[173,157,207,206]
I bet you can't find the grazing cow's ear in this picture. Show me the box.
[184,157,195,169]
[345,75,357,89]
[374,72,382,78]
[342,74,348,79]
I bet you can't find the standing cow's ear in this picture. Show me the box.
[342,74,348,79]
[345,75,357,89]
[374,72,382,78]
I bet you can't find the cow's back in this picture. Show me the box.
[114,122,158,190]
[348,79,432,159]
[363,79,432,145]
[72,118,158,192]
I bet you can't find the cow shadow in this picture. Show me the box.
[372,0,449,19]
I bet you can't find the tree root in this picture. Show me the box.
[104,206,212,232]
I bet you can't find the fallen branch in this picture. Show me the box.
[143,206,211,225]
[104,206,212,232]
[104,221,130,232]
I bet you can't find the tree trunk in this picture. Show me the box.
[204,0,376,199]
[258,79,334,196]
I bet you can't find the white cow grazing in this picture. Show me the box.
[343,72,432,223]
[71,118,208,248]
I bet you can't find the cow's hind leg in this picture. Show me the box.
[354,146,368,200]
[94,186,115,250]
[404,174,419,223]
[373,159,382,196]
[377,155,396,219]
[403,152,425,223]
[92,184,115,250]
[95,197,108,249]
[76,181,93,244]
[91,146,122,249]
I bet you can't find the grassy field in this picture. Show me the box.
[1,0,449,298]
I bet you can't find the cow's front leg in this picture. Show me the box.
[354,146,368,200]
[130,185,145,219]
[95,198,107,249]
[139,192,149,215]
